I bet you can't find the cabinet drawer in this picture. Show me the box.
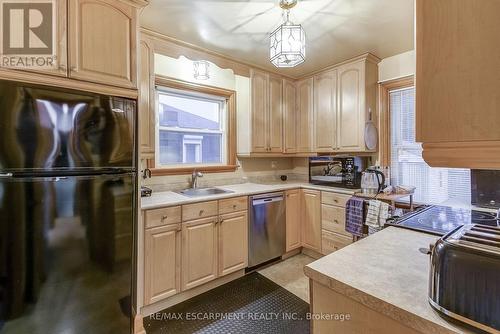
[182,201,218,221]
[321,192,351,207]
[218,196,248,214]
[321,204,350,236]
[145,206,181,229]
[321,230,352,255]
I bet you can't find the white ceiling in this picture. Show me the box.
[140,0,414,77]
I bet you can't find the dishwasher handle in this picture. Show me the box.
[252,195,284,206]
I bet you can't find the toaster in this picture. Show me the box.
[429,223,500,333]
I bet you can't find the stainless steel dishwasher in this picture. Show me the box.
[248,192,286,267]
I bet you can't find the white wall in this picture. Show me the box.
[378,50,415,82]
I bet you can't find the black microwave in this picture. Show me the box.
[309,156,367,189]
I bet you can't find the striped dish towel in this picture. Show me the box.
[365,200,381,227]
[345,197,365,237]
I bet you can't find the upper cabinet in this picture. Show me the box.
[310,54,379,154]
[240,54,379,157]
[68,0,138,88]
[283,79,297,154]
[416,0,500,169]
[313,69,337,152]
[296,77,314,153]
[250,69,283,153]
[139,37,155,159]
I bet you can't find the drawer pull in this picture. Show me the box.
[199,210,204,216]
[176,226,181,232]
[161,215,168,221]
[334,219,339,224]
[233,204,237,209]
[334,199,339,203]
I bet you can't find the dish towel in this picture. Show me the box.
[365,200,381,227]
[378,202,390,227]
[345,197,365,237]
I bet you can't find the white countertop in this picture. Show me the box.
[304,227,472,334]
[141,182,358,210]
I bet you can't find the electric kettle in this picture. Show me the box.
[361,168,386,194]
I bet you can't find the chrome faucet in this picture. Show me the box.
[191,170,203,189]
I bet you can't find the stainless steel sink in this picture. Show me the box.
[177,187,234,197]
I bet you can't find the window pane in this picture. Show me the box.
[159,130,222,165]
[158,93,221,130]
[390,87,471,205]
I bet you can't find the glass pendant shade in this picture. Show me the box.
[269,23,306,68]
[193,60,210,80]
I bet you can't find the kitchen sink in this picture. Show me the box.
[177,187,234,197]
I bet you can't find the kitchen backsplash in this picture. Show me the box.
[142,157,309,192]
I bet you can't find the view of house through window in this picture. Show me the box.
[156,88,227,167]
[389,86,471,205]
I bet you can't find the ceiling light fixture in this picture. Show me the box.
[269,0,306,68]
[193,60,210,80]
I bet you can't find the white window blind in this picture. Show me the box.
[390,87,471,205]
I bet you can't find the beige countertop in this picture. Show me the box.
[304,227,472,334]
[141,182,358,210]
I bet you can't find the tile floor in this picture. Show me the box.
[258,254,315,303]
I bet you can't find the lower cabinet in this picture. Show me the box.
[144,224,181,305]
[218,211,248,276]
[301,189,322,252]
[285,189,301,251]
[181,217,218,291]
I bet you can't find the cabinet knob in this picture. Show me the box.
[199,210,204,216]
[233,204,237,209]
[176,226,181,232]
[59,64,67,71]
[219,219,224,224]
[161,215,168,221]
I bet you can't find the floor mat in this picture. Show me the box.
[143,272,310,334]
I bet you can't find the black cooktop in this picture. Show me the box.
[387,205,499,236]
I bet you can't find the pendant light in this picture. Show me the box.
[269,0,306,68]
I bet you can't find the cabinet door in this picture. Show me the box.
[144,224,181,305]
[337,61,365,151]
[285,189,301,252]
[297,78,314,153]
[268,74,283,152]
[301,189,321,252]
[218,211,248,276]
[250,69,269,153]
[139,38,155,158]
[68,0,137,88]
[181,217,218,290]
[314,70,337,152]
[283,79,297,153]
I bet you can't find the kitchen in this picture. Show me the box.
[0,0,499,333]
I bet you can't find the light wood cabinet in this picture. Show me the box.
[181,216,218,290]
[337,61,365,151]
[250,69,269,153]
[218,211,248,276]
[139,37,155,158]
[268,74,283,152]
[283,79,297,153]
[250,69,283,153]
[296,78,314,153]
[285,189,301,252]
[314,70,337,152]
[144,224,181,305]
[68,0,138,88]
[301,189,321,252]
[416,0,500,169]
[336,57,378,152]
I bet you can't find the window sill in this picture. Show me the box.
[150,165,239,176]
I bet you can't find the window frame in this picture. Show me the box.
[148,76,237,176]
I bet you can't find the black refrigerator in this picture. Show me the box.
[0,80,137,333]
